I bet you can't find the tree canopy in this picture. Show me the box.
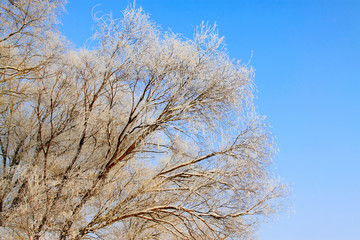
[0,0,286,239]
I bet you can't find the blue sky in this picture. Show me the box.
[60,1,360,239]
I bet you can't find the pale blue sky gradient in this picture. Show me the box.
[60,1,360,239]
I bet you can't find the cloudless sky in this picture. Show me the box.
[60,1,360,239]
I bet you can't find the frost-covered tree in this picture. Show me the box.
[0,0,286,239]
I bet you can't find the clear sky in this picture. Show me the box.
[60,1,360,239]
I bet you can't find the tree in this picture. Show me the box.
[0,1,286,239]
